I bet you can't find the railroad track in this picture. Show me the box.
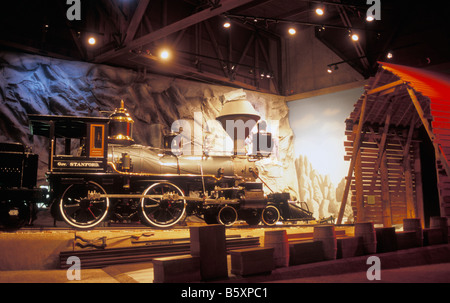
[59,236,260,269]
[8,221,351,232]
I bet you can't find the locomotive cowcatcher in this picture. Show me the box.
[25,100,314,229]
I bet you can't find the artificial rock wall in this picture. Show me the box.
[0,51,298,197]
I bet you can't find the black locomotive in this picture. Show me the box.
[0,142,45,227]
[0,100,314,229]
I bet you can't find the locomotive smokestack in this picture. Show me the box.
[216,96,261,155]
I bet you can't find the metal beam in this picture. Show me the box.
[130,52,274,94]
[94,0,255,63]
[256,35,280,95]
[123,0,150,44]
[335,4,370,72]
[204,20,229,78]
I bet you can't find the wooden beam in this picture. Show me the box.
[406,86,434,141]
[403,116,417,219]
[413,142,425,223]
[367,79,404,95]
[337,72,385,224]
[93,0,255,63]
[355,149,365,223]
[369,102,393,190]
[406,86,450,177]
[337,94,368,224]
[404,150,416,218]
[380,151,392,227]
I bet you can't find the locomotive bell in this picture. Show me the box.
[108,100,135,145]
[216,98,261,155]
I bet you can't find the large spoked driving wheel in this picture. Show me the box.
[140,182,186,228]
[59,181,109,229]
[261,205,280,226]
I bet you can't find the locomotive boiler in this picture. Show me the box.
[22,99,314,229]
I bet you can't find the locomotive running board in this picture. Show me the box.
[87,191,239,205]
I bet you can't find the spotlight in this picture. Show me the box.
[223,19,231,28]
[366,15,374,22]
[88,37,96,45]
[386,52,393,59]
[351,33,359,41]
[159,49,171,60]
[288,27,296,35]
[315,6,324,16]
[327,65,338,73]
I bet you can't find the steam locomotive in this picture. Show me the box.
[0,99,314,229]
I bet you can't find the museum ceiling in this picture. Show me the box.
[0,0,449,96]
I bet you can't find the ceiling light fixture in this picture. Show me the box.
[223,19,231,28]
[386,52,393,59]
[288,27,296,35]
[366,15,374,22]
[315,4,325,16]
[88,37,96,45]
[159,49,171,60]
[327,64,339,74]
[351,33,359,41]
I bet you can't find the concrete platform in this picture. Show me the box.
[0,217,350,271]
[220,243,450,283]
[1,244,450,283]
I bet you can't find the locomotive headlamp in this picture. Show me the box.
[109,100,135,145]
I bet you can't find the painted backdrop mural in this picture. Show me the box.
[288,87,365,221]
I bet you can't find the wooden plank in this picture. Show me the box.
[369,103,393,190]
[367,80,404,95]
[381,152,393,227]
[355,151,365,223]
[406,86,435,141]
[337,94,369,224]
[404,156,416,218]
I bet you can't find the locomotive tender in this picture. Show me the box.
[1,98,314,229]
